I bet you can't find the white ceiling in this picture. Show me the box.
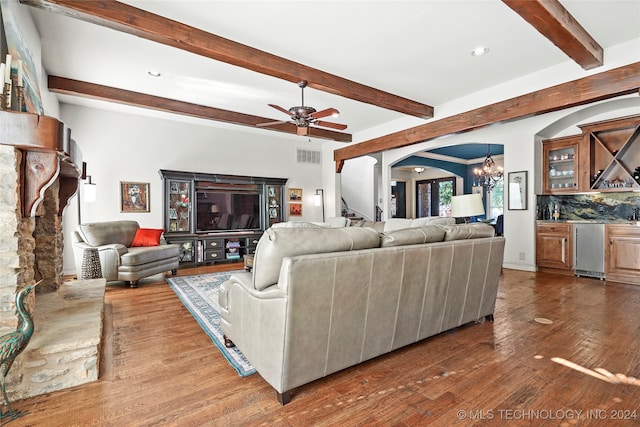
[27,0,640,138]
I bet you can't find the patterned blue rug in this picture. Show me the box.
[166,271,256,377]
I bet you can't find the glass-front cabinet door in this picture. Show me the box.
[172,239,196,265]
[542,136,579,194]
[266,185,283,227]
[167,179,192,233]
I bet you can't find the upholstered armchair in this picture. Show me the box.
[72,220,180,287]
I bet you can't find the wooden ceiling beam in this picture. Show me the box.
[22,0,433,119]
[48,76,352,142]
[502,0,603,70]
[334,62,640,172]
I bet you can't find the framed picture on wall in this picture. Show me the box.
[507,171,527,210]
[120,182,150,213]
[289,203,302,216]
[289,188,302,201]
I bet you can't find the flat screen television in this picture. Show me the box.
[196,190,262,233]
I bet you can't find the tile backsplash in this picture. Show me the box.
[537,192,640,221]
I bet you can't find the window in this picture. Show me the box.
[416,177,456,217]
[487,178,504,219]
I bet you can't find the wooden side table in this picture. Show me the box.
[243,254,254,271]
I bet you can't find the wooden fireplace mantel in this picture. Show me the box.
[0,110,81,217]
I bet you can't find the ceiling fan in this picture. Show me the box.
[257,81,348,136]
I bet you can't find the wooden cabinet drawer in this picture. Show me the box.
[202,238,223,250]
[606,224,640,238]
[203,250,224,262]
[537,222,572,234]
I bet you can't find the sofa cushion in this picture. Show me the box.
[324,217,351,227]
[131,228,164,247]
[380,225,446,247]
[439,223,495,241]
[410,216,456,227]
[361,221,385,233]
[271,222,327,229]
[253,227,380,291]
[349,218,366,227]
[383,218,412,232]
[120,244,181,266]
[361,217,456,232]
[79,220,140,247]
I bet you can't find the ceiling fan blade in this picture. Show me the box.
[310,108,340,120]
[314,120,348,131]
[256,120,289,127]
[268,104,292,116]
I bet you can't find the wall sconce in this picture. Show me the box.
[314,189,325,222]
[78,162,97,224]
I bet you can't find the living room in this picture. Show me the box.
[1,0,640,424]
[0,1,637,276]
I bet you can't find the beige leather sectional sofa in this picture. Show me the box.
[219,222,505,404]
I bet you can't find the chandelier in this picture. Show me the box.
[473,145,503,191]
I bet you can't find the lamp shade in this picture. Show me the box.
[314,189,325,221]
[83,176,97,203]
[451,194,484,218]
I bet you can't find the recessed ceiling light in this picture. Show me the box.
[147,70,162,77]
[471,47,489,56]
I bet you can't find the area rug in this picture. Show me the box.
[166,271,256,377]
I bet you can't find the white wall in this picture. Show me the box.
[341,156,378,220]
[60,104,326,274]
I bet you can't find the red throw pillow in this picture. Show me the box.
[131,228,164,247]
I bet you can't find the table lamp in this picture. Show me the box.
[451,193,484,223]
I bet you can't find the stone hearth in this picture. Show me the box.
[5,278,105,401]
[1,112,101,402]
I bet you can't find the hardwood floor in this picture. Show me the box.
[7,266,640,426]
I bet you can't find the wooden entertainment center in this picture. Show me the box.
[159,170,287,266]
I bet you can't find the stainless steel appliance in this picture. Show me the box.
[573,223,605,279]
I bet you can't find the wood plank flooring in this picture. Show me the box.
[6,266,640,426]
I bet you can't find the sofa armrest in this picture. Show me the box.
[219,271,288,392]
[220,272,285,312]
[98,244,129,280]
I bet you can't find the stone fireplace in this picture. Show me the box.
[1,111,104,401]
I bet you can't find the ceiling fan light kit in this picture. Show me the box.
[258,81,347,135]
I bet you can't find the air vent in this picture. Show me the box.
[575,270,605,279]
[296,148,321,165]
